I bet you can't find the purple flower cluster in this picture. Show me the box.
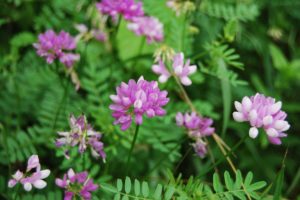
[55,114,106,160]
[56,169,98,200]
[110,76,169,131]
[33,30,80,68]
[127,16,164,43]
[8,155,50,191]
[152,52,197,86]
[96,0,144,21]
[176,112,215,158]
[233,93,290,145]
[97,0,163,44]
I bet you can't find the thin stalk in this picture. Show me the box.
[213,134,252,200]
[173,76,196,111]
[174,146,192,173]
[172,74,238,173]
[125,125,140,175]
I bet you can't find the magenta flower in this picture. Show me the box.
[233,93,290,145]
[109,76,169,131]
[8,155,50,191]
[127,16,164,43]
[55,114,106,160]
[33,30,80,68]
[96,0,144,21]
[176,112,214,158]
[176,112,215,138]
[152,52,197,86]
[56,169,98,200]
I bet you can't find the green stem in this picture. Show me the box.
[125,125,140,175]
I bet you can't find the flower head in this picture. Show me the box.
[56,169,98,200]
[55,114,106,160]
[152,52,197,86]
[110,76,169,131]
[233,93,290,145]
[176,112,215,138]
[192,140,207,158]
[176,112,214,158]
[127,16,164,43]
[33,30,80,68]
[96,0,144,21]
[8,155,50,191]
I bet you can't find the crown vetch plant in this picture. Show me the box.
[152,52,197,85]
[3,0,298,199]
[8,155,50,191]
[56,169,98,200]
[109,76,169,131]
[96,0,144,21]
[55,114,106,160]
[33,30,80,68]
[233,93,290,144]
[176,112,215,158]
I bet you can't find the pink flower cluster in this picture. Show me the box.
[233,93,290,145]
[176,112,215,158]
[33,30,80,68]
[56,169,98,200]
[127,16,164,43]
[110,76,169,131]
[97,0,163,44]
[96,0,144,21]
[152,52,197,86]
[56,114,106,160]
[8,155,50,191]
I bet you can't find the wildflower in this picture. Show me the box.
[176,112,214,158]
[96,0,144,21]
[127,16,164,43]
[152,59,171,83]
[176,112,215,138]
[55,114,106,160]
[33,30,80,68]
[233,93,290,145]
[152,52,197,86]
[192,140,207,158]
[8,155,50,191]
[56,169,98,200]
[109,76,169,131]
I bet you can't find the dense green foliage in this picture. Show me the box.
[0,0,300,199]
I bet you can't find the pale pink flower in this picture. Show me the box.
[127,16,164,43]
[233,93,290,145]
[152,52,197,86]
[8,155,50,191]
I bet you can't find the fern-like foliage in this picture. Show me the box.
[200,0,260,22]
[165,170,267,200]
[102,177,175,200]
